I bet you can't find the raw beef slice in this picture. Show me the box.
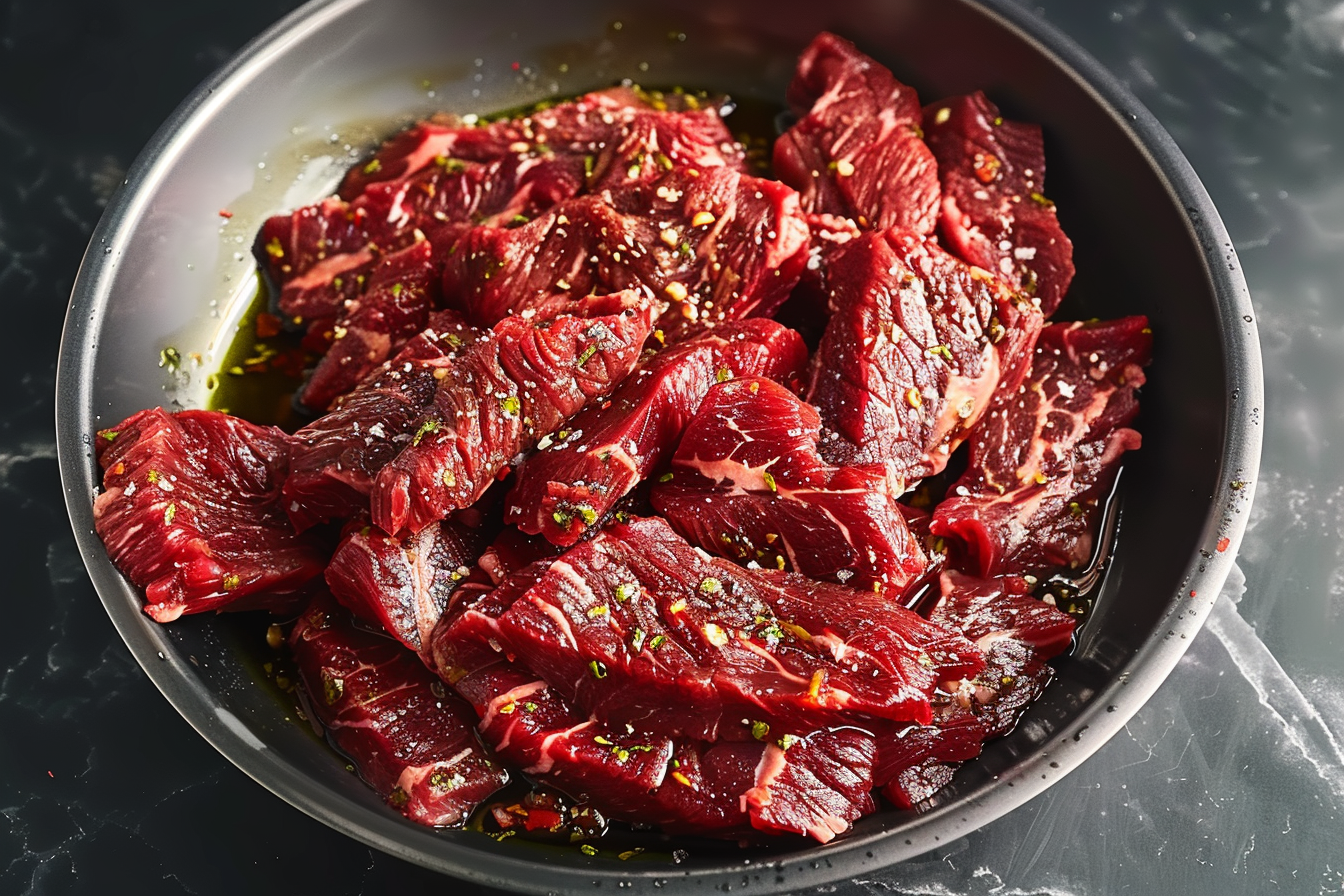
[807,228,1044,488]
[923,91,1075,317]
[94,408,327,622]
[290,594,508,826]
[372,292,656,536]
[774,32,940,235]
[930,316,1151,577]
[451,516,983,740]
[505,318,808,546]
[652,376,927,595]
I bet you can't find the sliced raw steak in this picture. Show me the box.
[325,515,488,654]
[442,166,810,336]
[290,595,508,827]
[875,571,1076,806]
[652,376,927,595]
[774,32,940,235]
[505,318,808,546]
[284,312,482,532]
[806,228,1044,488]
[372,292,656,536]
[453,516,983,740]
[930,316,1151,577]
[923,91,1075,317]
[442,651,873,842]
[741,728,877,841]
[94,408,327,623]
[299,238,442,411]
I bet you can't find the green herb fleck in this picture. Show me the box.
[412,419,441,446]
[751,720,770,741]
[698,577,723,596]
[362,158,382,175]
[158,347,182,370]
[499,395,521,417]
[615,582,639,603]
[576,344,598,367]
[588,660,608,679]
[762,471,777,493]
[163,503,177,526]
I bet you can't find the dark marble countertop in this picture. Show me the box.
[4,0,1342,893]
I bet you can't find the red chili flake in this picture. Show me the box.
[496,467,512,481]
[218,209,234,219]
[511,61,521,71]
[973,152,1002,184]
[255,312,283,338]
[522,808,564,831]
[47,771,54,778]
[1216,536,1230,553]
[1189,590,1198,598]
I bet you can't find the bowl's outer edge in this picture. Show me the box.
[55,0,1264,891]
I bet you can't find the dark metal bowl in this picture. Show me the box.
[55,0,1263,892]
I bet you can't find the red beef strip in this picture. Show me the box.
[290,594,509,827]
[774,32,940,235]
[930,316,1151,578]
[299,237,442,411]
[449,516,983,741]
[505,318,808,547]
[94,408,327,623]
[442,166,810,338]
[325,514,488,654]
[371,292,656,537]
[875,571,1076,807]
[806,228,1044,489]
[284,311,482,532]
[923,91,1075,317]
[651,376,928,596]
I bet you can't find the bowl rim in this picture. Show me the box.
[55,0,1263,891]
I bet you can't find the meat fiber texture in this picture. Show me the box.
[652,376,928,596]
[443,516,984,742]
[93,408,328,622]
[923,91,1075,318]
[877,571,1076,808]
[807,228,1044,489]
[504,318,808,547]
[431,592,879,842]
[442,166,810,339]
[371,291,656,537]
[930,316,1152,578]
[289,594,509,827]
[283,311,482,532]
[299,238,443,412]
[774,32,940,236]
[325,514,488,654]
